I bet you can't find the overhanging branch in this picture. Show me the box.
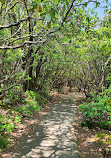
[0,16,43,30]
[0,39,47,49]
[49,0,76,34]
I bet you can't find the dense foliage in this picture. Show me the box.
[79,85,111,130]
[0,0,111,151]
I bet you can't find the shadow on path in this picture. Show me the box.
[10,96,79,158]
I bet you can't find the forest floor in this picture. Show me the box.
[73,90,111,158]
[1,88,111,158]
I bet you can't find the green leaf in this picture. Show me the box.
[31,0,37,7]
[96,2,100,8]
[50,8,55,19]
[15,116,21,123]
[84,2,87,7]
[45,13,51,22]
[38,0,41,3]
[52,6,58,12]
[86,17,90,22]
[47,21,51,28]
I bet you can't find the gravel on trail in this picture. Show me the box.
[9,96,80,158]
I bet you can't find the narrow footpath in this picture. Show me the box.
[10,96,79,158]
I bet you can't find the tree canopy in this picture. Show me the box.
[0,0,111,152]
[0,0,110,96]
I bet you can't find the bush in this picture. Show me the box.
[79,86,111,130]
[0,113,21,151]
[4,86,24,105]
[0,90,46,151]
[0,114,21,134]
[0,134,9,151]
[17,91,44,117]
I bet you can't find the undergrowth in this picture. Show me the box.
[0,88,48,152]
[17,90,44,117]
[79,85,111,157]
[79,85,111,130]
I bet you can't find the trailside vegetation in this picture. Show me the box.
[0,0,111,152]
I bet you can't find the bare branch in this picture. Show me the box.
[99,54,111,87]
[49,0,76,34]
[0,24,23,43]
[2,1,19,24]
[23,0,29,15]
[8,34,45,44]
[0,44,24,49]
[104,54,111,69]
[0,70,26,94]
[0,59,21,83]
[0,39,47,49]
[0,16,43,30]
[74,0,100,7]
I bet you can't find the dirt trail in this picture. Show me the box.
[7,95,80,158]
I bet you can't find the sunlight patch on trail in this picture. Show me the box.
[10,96,79,158]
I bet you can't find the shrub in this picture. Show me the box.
[0,134,9,151]
[79,86,111,130]
[17,91,44,117]
[0,114,21,134]
[0,90,46,151]
[4,86,24,105]
[0,113,21,151]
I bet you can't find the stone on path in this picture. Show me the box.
[10,97,80,158]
